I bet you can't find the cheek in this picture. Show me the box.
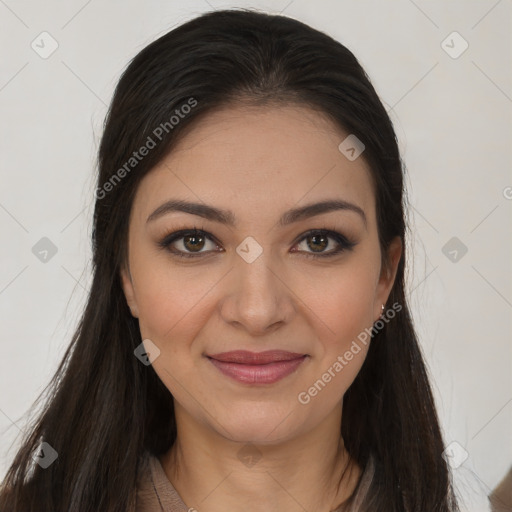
[296,265,376,407]
[303,258,379,348]
[131,257,216,346]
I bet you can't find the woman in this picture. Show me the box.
[0,8,460,512]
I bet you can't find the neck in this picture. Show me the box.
[159,403,362,512]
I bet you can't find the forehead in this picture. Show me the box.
[131,104,376,229]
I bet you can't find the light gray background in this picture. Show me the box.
[1,1,511,511]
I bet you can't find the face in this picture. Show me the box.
[120,103,401,445]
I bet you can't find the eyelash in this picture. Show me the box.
[157,224,357,260]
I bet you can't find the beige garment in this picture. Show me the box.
[489,465,512,511]
[136,450,375,512]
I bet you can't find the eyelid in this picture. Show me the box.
[157,225,357,259]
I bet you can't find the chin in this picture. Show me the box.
[216,405,302,445]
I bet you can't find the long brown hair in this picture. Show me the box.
[0,8,459,511]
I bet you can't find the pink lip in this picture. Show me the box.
[206,350,307,384]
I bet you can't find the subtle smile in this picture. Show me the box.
[206,350,308,384]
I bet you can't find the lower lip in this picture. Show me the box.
[208,356,307,384]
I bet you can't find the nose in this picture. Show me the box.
[219,251,295,336]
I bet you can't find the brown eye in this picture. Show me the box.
[182,232,206,252]
[306,234,329,252]
[292,229,356,258]
[158,228,221,258]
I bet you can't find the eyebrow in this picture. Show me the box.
[146,198,367,229]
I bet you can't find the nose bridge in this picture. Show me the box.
[238,247,279,297]
[221,244,293,333]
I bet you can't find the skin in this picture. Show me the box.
[120,103,402,512]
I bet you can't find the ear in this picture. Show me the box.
[120,263,139,319]
[373,236,402,321]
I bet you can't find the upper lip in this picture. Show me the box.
[207,350,306,364]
